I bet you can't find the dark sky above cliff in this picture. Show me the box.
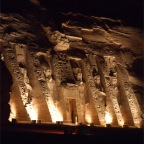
[1,0,143,28]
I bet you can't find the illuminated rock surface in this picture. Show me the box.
[1,0,143,128]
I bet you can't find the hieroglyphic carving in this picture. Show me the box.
[52,52,77,122]
[103,56,124,126]
[88,54,106,110]
[94,74,106,113]
[19,67,32,104]
[33,55,45,81]
[6,48,26,104]
[14,44,33,105]
[83,58,105,125]
[14,44,38,120]
[5,45,36,120]
[30,51,62,122]
[52,52,74,84]
[31,52,49,94]
[117,64,142,127]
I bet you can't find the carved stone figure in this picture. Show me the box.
[15,44,26,65]
[44,67,58,102]
[111,75,118,88]
[76,70,86,123]
[52,31,69,51]
[35,51,52,82]
[46,78,55,99]
[77,72,83,82]
[15,44,33,105]
[44,69,52,79]
[104,56,117,75]
[78,81,85,105]
[19,67,32,104]
[94,75,104,92]
[75,68,85,104]
[42,26,70,51]
[36,69,45,82]
[94,74,106,109]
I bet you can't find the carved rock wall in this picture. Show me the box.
[0,1,143,127]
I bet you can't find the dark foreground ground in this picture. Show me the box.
[1,123,143,144]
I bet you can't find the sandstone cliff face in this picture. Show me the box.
[0,0,143,127]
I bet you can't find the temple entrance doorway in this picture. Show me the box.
[69,99,77,124]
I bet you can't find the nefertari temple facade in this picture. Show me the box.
[1,25,143,128]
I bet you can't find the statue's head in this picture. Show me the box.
[112,59,116,68]
[94,75,100,84]
[111,77,117,86]
[25,76,30,84]
[44,69,52,78]
[41,61,51,78]
[77,72,82,81]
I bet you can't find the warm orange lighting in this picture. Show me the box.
[85,113,92,124]
[9,107,16,122]
[47,98,63,123]
[56,109,63,122]
[105,111,112,124]
[119,120,124,127]
[134,121,141,128]
[87,123,91,126]
[75,116,78,125]
[25,104,38,120]
[9,98,16,122]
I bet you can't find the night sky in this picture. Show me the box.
[1,0,143,28]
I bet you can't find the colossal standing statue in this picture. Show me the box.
[15,44,33,105]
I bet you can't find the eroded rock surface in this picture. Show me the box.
[0,0,143,127]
